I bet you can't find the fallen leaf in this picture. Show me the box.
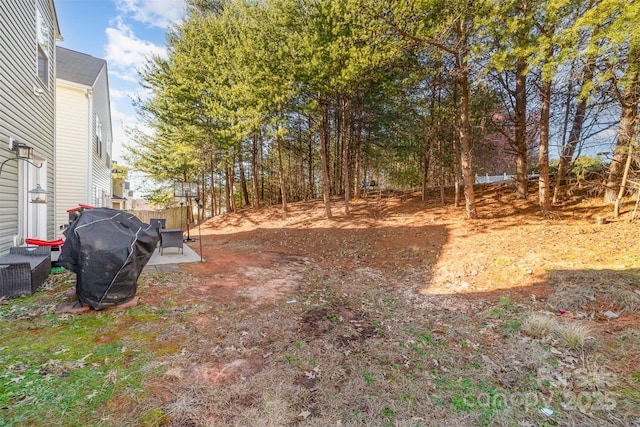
[298,411,311,419]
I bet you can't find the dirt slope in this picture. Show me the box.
[129,186,640,426]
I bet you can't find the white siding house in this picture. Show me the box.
[111,162,129,210]
[55,47,113,237]
[0,0,61,253]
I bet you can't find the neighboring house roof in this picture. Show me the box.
[56,46,106,86]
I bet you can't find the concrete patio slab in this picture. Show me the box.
[143,242,203,273]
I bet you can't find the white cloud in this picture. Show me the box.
[115,0,186,29]
[104,0,186,167]
[111,124,126,162]
[109,88,131,101]
[104,19,166,81]
[110,98,136,126]
[108,69,140,84]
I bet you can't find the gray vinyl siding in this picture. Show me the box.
[0,0,58,252]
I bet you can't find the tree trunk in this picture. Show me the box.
[307,116,314,199]
[459,66,478,219]
[342,96,351,215]
[276,130,288,212]
[219,175,224,215]
[224,163,232,213]
[200,169,206,221]
[259,132,265,201]
[333,102,340,195]
[251,132,259,207]
[354,97,363,200]
[210,156,217,217]
[559,60,576,156]
[318,97,333,218]
[604,59,640,203]
[439,138,445,204]
[553,59,595,204]
[229,159,236,213]
[514,57,528,199]
[422,140,431,201]
[237,144,250,207]
[437,83,445,205]
[538,79,552,212]
[605,101,638,202]
[298,121,305,202]
[452,82,461,208]
[423,82,436,201]
[613,143,634,217]
[454,142,461,208]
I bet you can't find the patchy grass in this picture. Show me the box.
[0,271,190,426]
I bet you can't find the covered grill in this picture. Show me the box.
[59,208,158,309]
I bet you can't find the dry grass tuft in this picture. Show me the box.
[604,283,640,313]
[521,313,557,338]
[555,321,592,350]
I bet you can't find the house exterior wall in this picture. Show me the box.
[111,177,127,210]
[0,0,59,252]
[54,80,89,236]
[54,53,113,235]
[90,66,112,208]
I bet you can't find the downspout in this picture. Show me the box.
[52,63,57,240]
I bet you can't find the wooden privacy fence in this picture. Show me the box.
[127,207,190,230]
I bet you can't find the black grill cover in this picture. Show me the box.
[59,208,159,309]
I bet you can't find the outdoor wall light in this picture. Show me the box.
[28,184,48,204]
[0,139,43,176]
[0,139,48,202]
[12,140,34,159]
[32,85,45,97]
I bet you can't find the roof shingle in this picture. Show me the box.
[56,46,106,86]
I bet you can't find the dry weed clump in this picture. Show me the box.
[573,359,617,391]
[548,274,640,315]
[605,283,640,312]
[506,336,551,371]
[547,282,596,312]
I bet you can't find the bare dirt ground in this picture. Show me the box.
[123,184,640,426]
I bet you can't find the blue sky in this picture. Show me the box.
[55,0,187,163]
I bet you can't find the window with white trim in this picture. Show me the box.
[96,115,103,158]
[36,8,50,88]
